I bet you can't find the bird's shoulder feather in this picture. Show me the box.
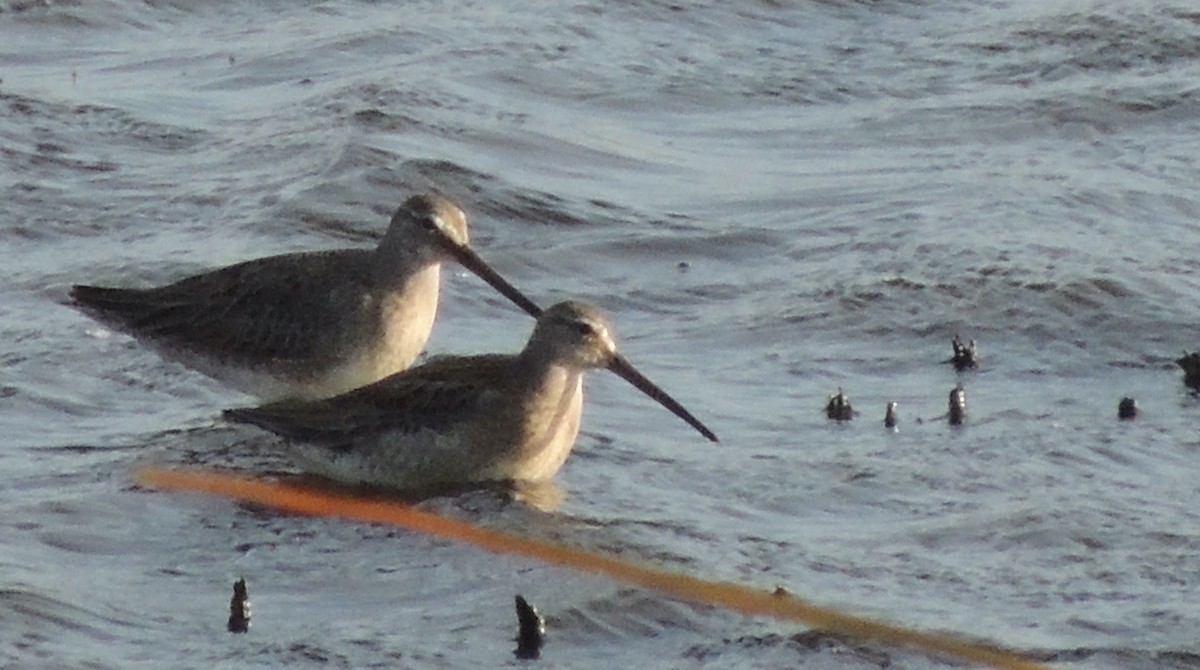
[224,353,516,444]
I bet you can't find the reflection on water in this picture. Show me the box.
[509,479,565,513]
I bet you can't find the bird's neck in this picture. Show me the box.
[499,352,585,477]
[371,237,437,287]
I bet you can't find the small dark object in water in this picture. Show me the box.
[950,335,978,371]
[1176,351,1200,390]
[514,594,545,660]
[825,388,854,421]
[884,401,898,429]
[948,384,966,425]
[1118,397,1138,420]
[228,578,251,634]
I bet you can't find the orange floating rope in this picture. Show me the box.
[137,468,1049,670]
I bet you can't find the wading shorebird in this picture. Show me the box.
[71,194,542,401]
[224,300,718,491]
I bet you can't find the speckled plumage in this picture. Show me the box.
[224,301,718,491]
[72,194,541,401]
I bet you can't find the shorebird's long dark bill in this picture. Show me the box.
[447,243,544,319]
[607,353,718,442]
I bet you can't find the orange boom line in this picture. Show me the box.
[137,468,1049,670]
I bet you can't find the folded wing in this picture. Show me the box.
[223,354,515,446]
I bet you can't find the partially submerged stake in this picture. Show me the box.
[1117,397,1138,420]
[514,594,545,660]
[228,578,251,634]
[950,335,978,371]
[825,388,854,421]
[1177,351,1200,389]
[948,384,967,425]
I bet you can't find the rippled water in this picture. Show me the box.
[4,0,1200,668]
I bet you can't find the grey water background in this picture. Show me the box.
[3,0,1200,667]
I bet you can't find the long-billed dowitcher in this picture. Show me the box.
[71,194,542,401]
[224,300,718,491]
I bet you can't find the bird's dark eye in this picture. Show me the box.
[419,215,439,231]
[573,321,594,336]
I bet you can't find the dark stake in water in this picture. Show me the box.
[514,594,546,660]
[228,578,251,634]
